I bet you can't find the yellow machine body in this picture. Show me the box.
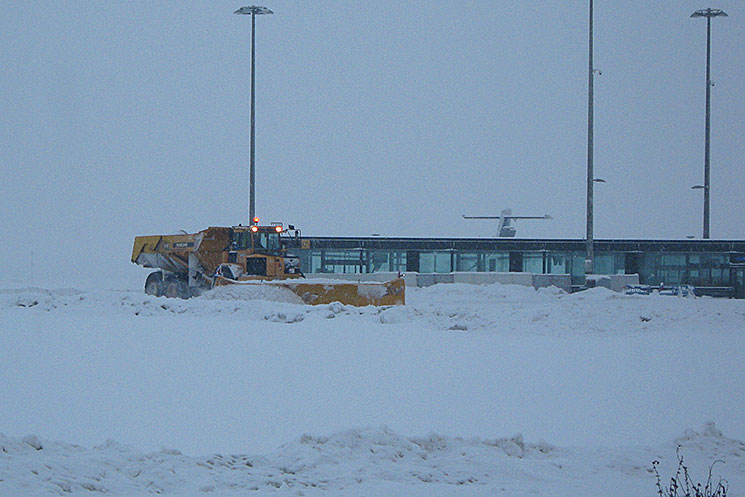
[132,225,404,306]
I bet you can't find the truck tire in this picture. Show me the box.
[164,278,190,299]
[164,280,180,299]
[145,271,164,297]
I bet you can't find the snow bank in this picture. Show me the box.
[1,424,743,497]
[199,284,305,304]
[2,282,743,336]
[675,421,745,459]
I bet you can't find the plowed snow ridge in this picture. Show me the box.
[1,424,744,496]
[2,284,743,334]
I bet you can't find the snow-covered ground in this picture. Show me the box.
[1,282,744,496]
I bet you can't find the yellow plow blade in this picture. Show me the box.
[283,277,405,306]
[211,277,405,306]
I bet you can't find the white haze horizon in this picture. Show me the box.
[1,1,743,282]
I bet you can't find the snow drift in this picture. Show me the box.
[1,424,743,496]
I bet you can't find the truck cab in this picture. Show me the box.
[220,224,301,279]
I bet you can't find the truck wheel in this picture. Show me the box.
[164,280,180,299]
[145,272,163,297]
[164,279,190,299]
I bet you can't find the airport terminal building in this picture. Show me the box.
[288,237,745,297]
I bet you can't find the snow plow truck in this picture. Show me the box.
[131,223,405,306]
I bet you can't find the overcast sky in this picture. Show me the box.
[1,2,743,281]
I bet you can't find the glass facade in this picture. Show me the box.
[522,253,544,274]
[485,252,510,272]
[369,250,406,273]
[292,238,744,295]
[419,252,453,273]
[640,253,730,286]
[301,249,407,274]
[300,248,610,282]
[594,253,625,275]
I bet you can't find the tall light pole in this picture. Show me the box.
[585,0,596,275]
[235,5,273,224]
[691,8,727,239]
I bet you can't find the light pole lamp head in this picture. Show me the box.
[234,6,273,15]
[690,8,728,19]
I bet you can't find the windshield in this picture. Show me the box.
[232,230,280,252]
[253,232,280,252]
